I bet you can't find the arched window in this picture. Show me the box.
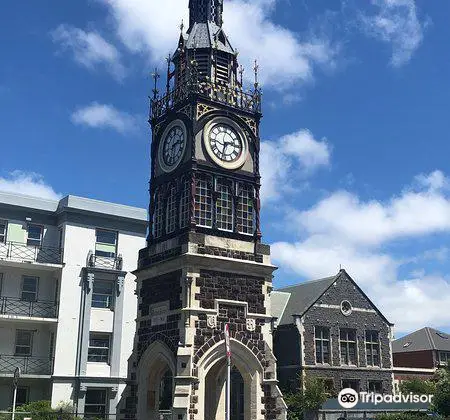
[237,184,254,235]
[216,180,233,231]
[166,184,177,234]
[179,177,190,229]
[153,190,164,239]
[195,176,213,228]
[159,369,173,411]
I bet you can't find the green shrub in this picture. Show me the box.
[285,377,329,420]
[375,413,430,420]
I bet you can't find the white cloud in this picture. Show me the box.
[51,24,125,81]
[414,170,449,192]
[0,171,61,200]
[71,102,137,134]
[358,0,427,67]
[260,129,331,202]
[96,0,339,89]
[271,170,450,333]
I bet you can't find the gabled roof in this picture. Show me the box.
[272,269,393,327]
[393,327,450,353]
[272,274,339,326]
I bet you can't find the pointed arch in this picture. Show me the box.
[195,338,264,420]
[137,340,176,420]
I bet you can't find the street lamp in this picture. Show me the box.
[12,367,21,420]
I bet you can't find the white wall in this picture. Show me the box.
[53,221,145,390]
[0,321,55,359]
[0,266,57,302]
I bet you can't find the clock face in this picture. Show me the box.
[163,126,185,166]
[158,121,187,172]
[208,124,242,163]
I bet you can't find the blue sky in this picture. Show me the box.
[1,0,450,335]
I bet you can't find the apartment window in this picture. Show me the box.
[14,387,29,407]
[368,380,383,394]
[27,224,43,247]
[315,327,330,364]
[92,280,115,309]
[88,334,111,363]
[21,276,38,302]
[439,351,450,365]
[216,180,233,231]
[237,185,254,235]
[340,329,357,365]
[95,229,118,258]
[15,330,33,356]
[166,185,177,234]
[366,330,381,367]
[179,177,190,229]
[342,379,360,392]
[195,177,213,228]
[85,388,107,418]
[0,219,7,243]
[153,190,164,238]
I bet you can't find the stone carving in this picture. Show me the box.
[246,318,256,332]
[207,314,217,329]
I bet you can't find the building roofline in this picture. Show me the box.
[0,191,147,223]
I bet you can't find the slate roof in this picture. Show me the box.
[272,274,339,326]
[184,22,235,54]
[392,327,450,353]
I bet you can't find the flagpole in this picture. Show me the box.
[224,323,231,420]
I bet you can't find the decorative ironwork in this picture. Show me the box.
[151,79,261,120]
[0,355,53,375]
[0,297,58,318]
[0,241,62,265]
[87,251,123,271]
[196,102,217,120]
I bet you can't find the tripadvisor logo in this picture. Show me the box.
[338,388,434,409]
[338,388,359,409]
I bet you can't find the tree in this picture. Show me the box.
[399,378,436,395]
[284,376,330,420]
[432,364,450,417]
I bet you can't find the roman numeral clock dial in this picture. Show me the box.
[158,120,187,173]
[204,118,248,170]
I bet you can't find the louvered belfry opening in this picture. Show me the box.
[215,51,230,84]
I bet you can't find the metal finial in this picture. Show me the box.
[238,65,244,88]
[151,68,160,99]
[180,19,184,33]
[253,59,259,89]
[166,53,172,96]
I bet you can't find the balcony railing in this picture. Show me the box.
[151,78,262,120]
[0,355,53,375]
[87,251,123,271]
[0,296,58,318]
[0,241,63,265]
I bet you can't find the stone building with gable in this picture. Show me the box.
[272,270,394,396]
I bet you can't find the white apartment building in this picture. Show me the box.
[0,192,147,417]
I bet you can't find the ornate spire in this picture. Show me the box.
[189,0,223,29]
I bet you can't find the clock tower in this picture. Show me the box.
[121,1,286,419]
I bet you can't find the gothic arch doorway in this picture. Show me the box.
[137,341,176,420]
[204,362,246,420]
[198,338,264,420]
